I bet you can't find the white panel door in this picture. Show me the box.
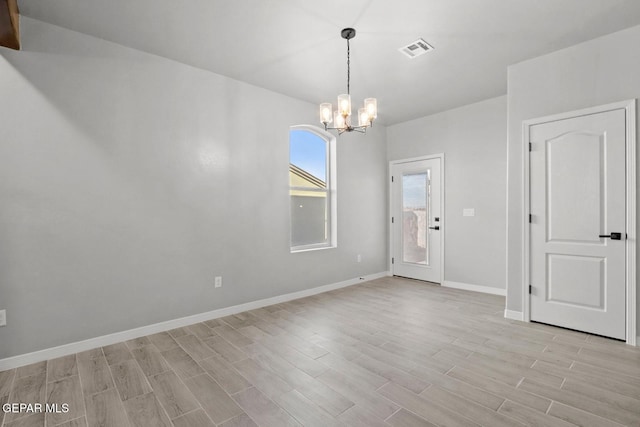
[530,109,626,339]
[391,158,441,283]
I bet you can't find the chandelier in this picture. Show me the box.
[319,28,377,134]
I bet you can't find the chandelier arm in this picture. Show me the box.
[325,123,370,133]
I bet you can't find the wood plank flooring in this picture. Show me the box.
[1,276,639,426]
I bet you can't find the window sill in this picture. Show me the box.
[290,245,336,254]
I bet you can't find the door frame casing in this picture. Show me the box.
[389,154,445,283]
[521,100,637,345]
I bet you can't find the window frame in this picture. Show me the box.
[289,125,337,252]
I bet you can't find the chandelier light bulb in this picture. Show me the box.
[338,94,351,117]
[320,103,333,124]
[358,108,369,127]
[334,110,346,129]
[364,98,377,119]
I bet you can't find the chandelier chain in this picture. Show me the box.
[347,38,350,95]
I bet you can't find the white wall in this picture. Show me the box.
[387,96,508,291]
[0,18,388,360]
[506,25,640,331]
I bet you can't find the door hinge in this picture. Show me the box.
[529,214,532,223]
[391,217,394,224]
[391,176,394,183]
[391,257,394,264]
[529,285,532,294]
[529,142,532,152]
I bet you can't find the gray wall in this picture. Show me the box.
[0,18,388,359]
[506,25,640,330]
[387,96,508,290]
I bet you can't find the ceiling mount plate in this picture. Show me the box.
[341,28,356,40]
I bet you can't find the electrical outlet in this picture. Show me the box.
[214,276,222,288]
[0,310,6,327]
[357,254,362,263]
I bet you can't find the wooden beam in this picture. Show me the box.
[0,0,20,50]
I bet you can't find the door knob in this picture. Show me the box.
[429,226,440,230]
[599,232,622,240]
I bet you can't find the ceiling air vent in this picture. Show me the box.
[399,38,434,59]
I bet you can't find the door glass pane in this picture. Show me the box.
[402,172,430,265]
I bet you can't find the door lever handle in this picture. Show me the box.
[599,232,622,240]
[428,226,440,230]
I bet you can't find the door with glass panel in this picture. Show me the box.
[391,157,442,283]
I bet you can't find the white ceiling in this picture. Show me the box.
[17,0,640,125]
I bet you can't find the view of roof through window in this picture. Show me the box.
[289,130,327,183]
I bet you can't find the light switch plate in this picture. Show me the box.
[463,208,475,217]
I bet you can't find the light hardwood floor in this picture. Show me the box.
[1,277,639,427]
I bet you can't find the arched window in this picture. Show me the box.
[289,126,336,251]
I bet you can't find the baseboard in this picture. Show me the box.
[0,271,389,371]
[442,280,506,296]
[504,309,525,321]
